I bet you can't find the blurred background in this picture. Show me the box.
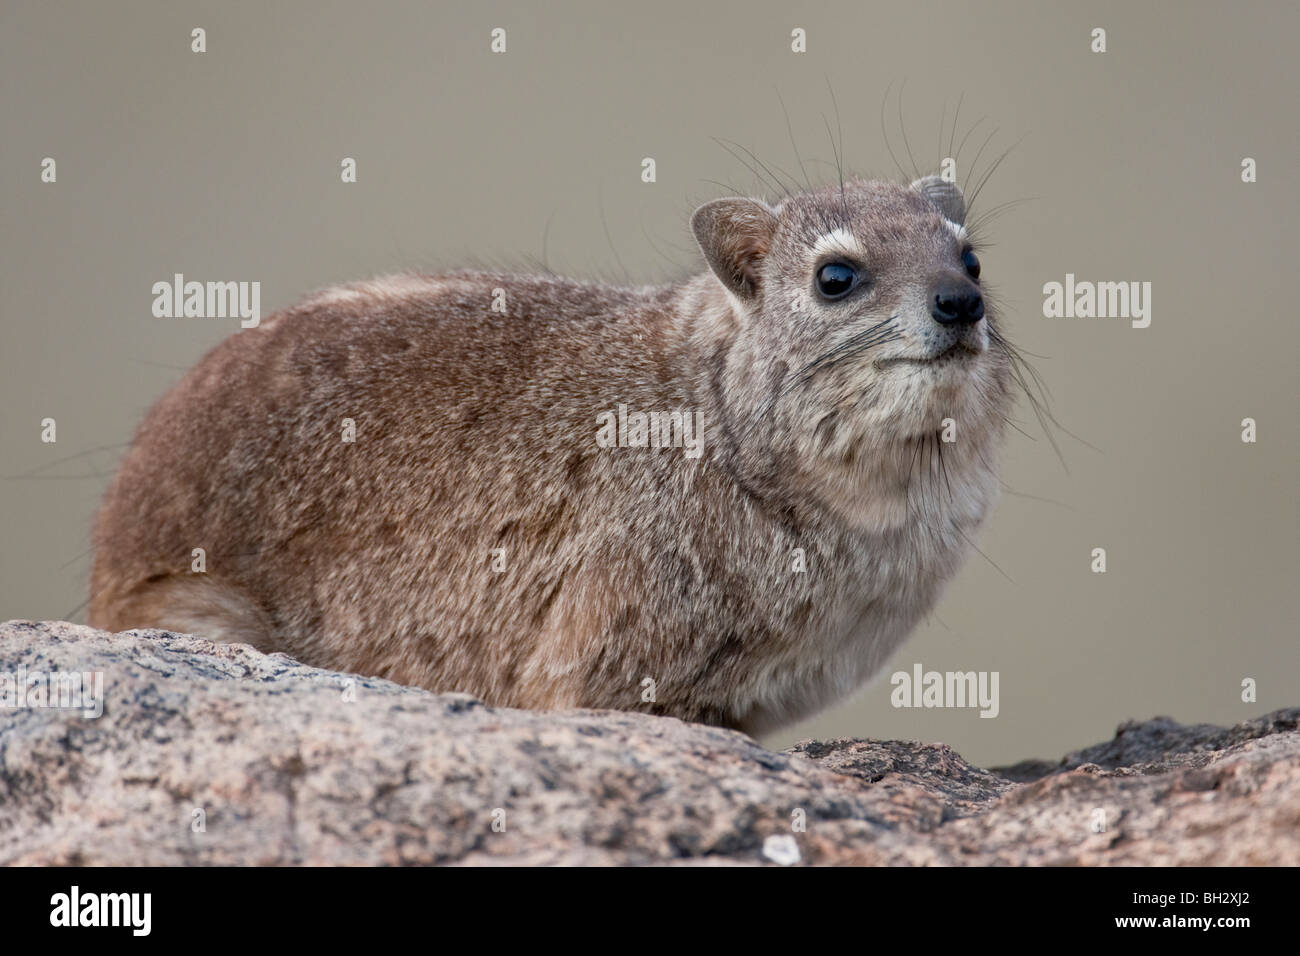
[2,0,1296,765]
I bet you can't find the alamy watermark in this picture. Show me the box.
[50,886,150,936]
[0,666,104,718]
[595,404,703,459]
[1042,274,1151,328]
[152,273,261,328]
[890,663,999,718]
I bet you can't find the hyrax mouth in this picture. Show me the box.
[874,342,981,370]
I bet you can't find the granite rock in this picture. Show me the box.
[1,620,1296,865]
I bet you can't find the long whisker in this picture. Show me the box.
[777,89,813,192]
[897,81,920,180]
[737,316,902,444]
[947,92,965,164]
[879,81,911,182]
[791,315,902,386]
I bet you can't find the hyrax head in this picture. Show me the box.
[691,176,1013,516]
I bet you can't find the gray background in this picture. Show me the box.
[2,0,1296,765]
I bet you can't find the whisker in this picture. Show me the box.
[947,92,965,164]
[897,81,920,181]
[6,442,130,479]
[879,81,911,183]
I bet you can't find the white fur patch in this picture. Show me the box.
[811,227,866,262]
[301,274,455,308]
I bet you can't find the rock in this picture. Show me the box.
[1,620,1297,865]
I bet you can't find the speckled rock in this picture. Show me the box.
[1,620,1296,865]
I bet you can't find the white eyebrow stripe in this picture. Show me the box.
[947,220,968,241]
[811,227,867,261]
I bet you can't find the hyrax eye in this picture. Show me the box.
[816,262,857,300]
[962,248,981,280]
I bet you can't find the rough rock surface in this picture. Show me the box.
[1,620,1296,865]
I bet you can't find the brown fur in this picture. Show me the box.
[90,177,1013,735]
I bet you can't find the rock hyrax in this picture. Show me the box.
[90,175,1013,735]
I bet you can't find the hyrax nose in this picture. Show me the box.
[930,280,984,326]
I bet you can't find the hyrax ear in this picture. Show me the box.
[910,175,966,226]
[691,197,779,301]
